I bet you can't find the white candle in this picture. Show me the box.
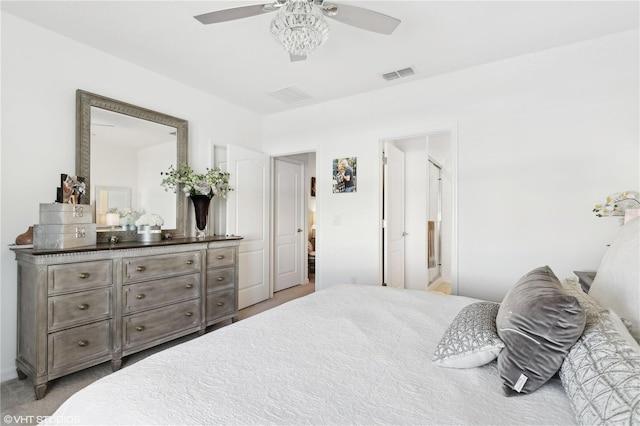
[105,213,120,226]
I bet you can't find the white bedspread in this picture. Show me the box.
[46,284,576,425]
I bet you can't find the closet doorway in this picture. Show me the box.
[381,131,455,292]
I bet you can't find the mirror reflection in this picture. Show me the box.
[90,107,177,229]
[76,90,188,238]
[95,186,131,226]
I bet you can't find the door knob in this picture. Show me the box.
[297,228,303,233]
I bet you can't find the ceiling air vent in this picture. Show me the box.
[268,85,313,104]
[382,66,416,81]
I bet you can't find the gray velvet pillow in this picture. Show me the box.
[496,266,586,395]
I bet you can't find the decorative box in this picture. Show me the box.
[34,224,97,249]
[39,203,93,225]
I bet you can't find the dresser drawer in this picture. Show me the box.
[48,260,112,294]
[206,289,235,322]
[123,252,201,283]
[123,299,200,350]
[48,288,112,332]
[48,320,111,374]
[207,247,235,269]
[123,274,200,314]
[206,267,234,293]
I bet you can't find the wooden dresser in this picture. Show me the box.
[12,236,241,399]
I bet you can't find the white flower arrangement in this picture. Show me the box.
[593,191,640,217]
[161,164,232,199]
[135,213,164,227]
[107,208,140,226]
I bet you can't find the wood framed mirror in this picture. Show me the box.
[76,90,188,238]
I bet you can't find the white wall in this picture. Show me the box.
[263,30,639,302]
[138,141,176,225]
[0,13,263,381]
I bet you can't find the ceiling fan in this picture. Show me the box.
[194,0,401,62]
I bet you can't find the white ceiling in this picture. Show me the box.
[2,1,638,116]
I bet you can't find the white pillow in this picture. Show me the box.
[589,217,640,342]
[560,309,640,424]
[609,310,640,353]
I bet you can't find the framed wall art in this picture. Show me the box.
[332,157,357,193]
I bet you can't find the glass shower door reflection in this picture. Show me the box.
[428,160,442,284]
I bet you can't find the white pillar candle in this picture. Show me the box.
[105,213,120,226]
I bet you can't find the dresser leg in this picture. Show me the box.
[112,359,122,372]
[34,383,47,400]
[16,369,27,380]
[197,329,206,337]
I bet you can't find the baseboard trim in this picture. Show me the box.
[1,367,18,384]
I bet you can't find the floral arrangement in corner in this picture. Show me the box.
[593,191,640,217]
[135,213,164,227]
[160,164,233,199]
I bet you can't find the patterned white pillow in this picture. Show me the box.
[560,309,640,424]
[432,302,504,368]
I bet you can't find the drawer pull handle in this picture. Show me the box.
[78,303,89,310]
[217,277,224,282]
[185,312,193,317]
[78,273,90,279]
[136,325,145,332]
[136,266,146,272]
[217,302,224,307]
[77,340,88,347]
[217,255,224,260]
[136,294,145,300]
[186,260,194,265]
[185,284,193,289]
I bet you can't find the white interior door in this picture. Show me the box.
[227,145,270,309]
[383,142,406,288]
[274,158,304,292]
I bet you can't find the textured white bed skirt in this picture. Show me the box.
[45,284,576,425]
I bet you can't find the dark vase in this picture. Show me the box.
[190,195,212,238]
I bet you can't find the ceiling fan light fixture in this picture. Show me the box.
[270,0,330,57]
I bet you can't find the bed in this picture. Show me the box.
[44,218,640,425]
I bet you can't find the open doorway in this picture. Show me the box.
[211,145,317,308]
[381,131,454,293]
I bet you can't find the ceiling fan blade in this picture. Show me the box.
[290,54,307,62]
[323,3,400,35]
[194,4,276,25]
